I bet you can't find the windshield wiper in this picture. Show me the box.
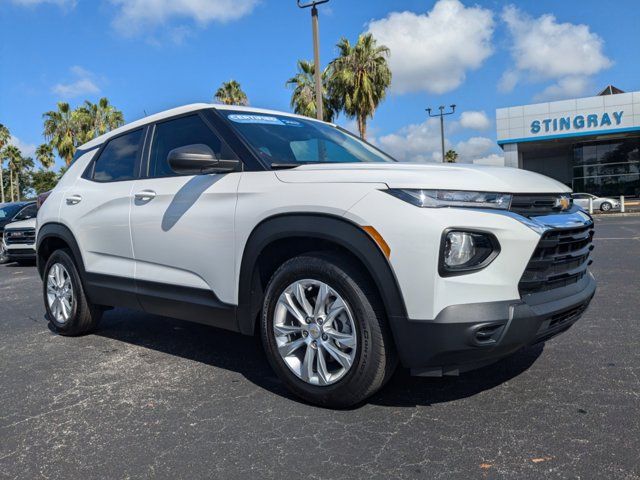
[270,163,303,170]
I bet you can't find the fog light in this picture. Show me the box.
[444,232,475,266]
[440,230,500,276]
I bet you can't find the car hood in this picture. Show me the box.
[275,162,569,193]
[4,218,36,230]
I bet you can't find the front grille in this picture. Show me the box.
[519,223,594,295]
[5,228,36,245]
[510,194,572,216]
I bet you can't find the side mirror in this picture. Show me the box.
[167,144,241,175]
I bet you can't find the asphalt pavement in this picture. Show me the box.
[1,215,639,479]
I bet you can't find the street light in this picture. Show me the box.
[297,0,330,121]
[427,104,456,162]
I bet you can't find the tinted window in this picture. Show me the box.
[149,115,234,177]
[15,203,37,220]
[92,129,143,182]
[0,204,23,220]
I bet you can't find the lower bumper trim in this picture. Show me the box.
[390,272,596,375]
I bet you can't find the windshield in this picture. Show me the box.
[0,204,22,220]
[221,111,395,167]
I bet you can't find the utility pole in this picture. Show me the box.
[297,0,329,121]
[427,105,456,162]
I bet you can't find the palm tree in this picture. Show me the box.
[286,60,338,122]
[43,102,78,166]
[214,80,249,106]
[0,123,10,203]
[444,150,459,163]
[328,33,392,139]
[36,144,56,169]
[76,97,125,143]
[14,155,34,201]
[4,145,21,201]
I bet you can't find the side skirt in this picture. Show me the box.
[84,273,238,332]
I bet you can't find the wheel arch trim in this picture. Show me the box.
[36,222,86,280]
[237,213,408,335]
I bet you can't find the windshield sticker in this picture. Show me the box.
[227,114,285,125]
[281,119,303,127]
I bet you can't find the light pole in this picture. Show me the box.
[297,0,329,121]
[427,104,456,162]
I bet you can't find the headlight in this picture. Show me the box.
[386,189,512,209]
[439,230,500,276]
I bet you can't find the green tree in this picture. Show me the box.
[214,80,249,106]
[43,102,79,166]
[444,150,459,163]
[4,145,22,201]
[30,169,59,194]
[76,97,125,144]
[0,123,9,203]
[328,33,392,139]
[286,60,338,122]
[36,143,56,169]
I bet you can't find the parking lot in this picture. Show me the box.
[1,215,638,479]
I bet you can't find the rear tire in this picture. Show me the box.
[43,249,102,336]
[261,252,397,408]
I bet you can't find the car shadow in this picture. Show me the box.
[92,308,544,409]
[159,174,224,231]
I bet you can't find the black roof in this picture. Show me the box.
[597,85,625,96]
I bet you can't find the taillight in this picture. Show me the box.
[37,191,52,209]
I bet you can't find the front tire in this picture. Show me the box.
[600,202,612,212]
[261,252,397,408]
[43,249,102,336]
[0,239,8,264]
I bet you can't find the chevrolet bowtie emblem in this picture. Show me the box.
[554,196,571,211]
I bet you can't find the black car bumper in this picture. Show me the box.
[391,273,596,376]
[6,248,36,262]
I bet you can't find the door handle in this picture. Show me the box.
[134,190,156,201]
[66,194,82,205]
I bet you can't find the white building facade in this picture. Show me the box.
[496,88,640,197]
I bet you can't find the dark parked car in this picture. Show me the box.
[0,201,37,264]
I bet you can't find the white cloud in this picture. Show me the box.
[454,136,494,160]
[472,154,505,166]
[377,116,497,163]
[9,136,36,158]
[501,5,612,99]
[110,0,259,35]
[366,0,494,94]
[51,66,101,99]
[498,70,519,93]
[378,118,445,162]
[459,110,491,130]
[377,108,497,162]
[533,76,592,102]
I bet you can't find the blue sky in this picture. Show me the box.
[1,0,639,169]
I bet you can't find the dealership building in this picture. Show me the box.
[496,86,640,197]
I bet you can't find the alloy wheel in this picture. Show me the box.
[46,263,74,324]
[273,279,357,386]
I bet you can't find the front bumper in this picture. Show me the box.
[6,245,36,261]
[392,272,596,376]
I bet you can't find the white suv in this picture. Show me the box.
[36,104,596,407]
